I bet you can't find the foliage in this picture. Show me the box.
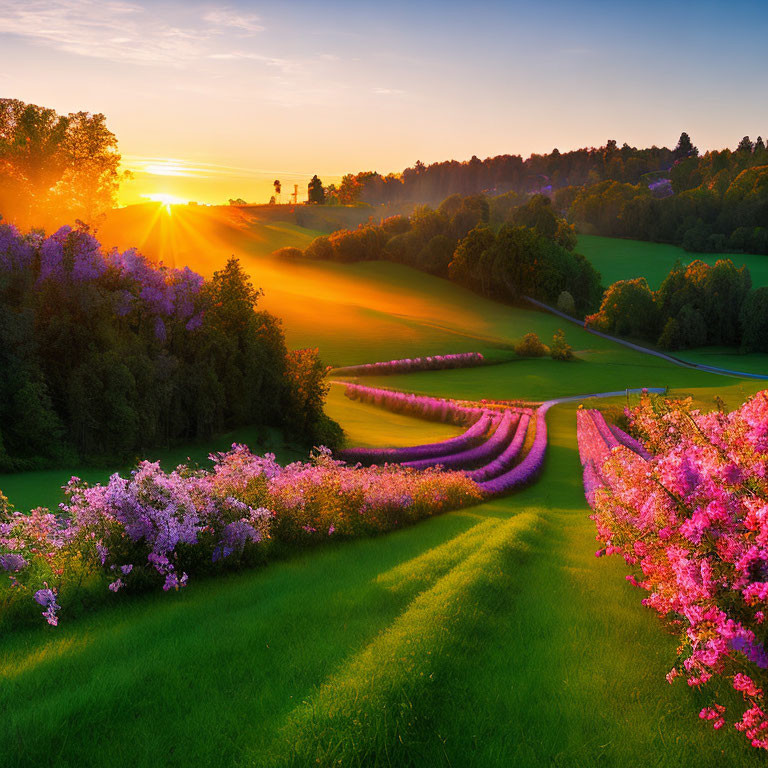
[514,332,548,358]
[550,329,574,361]
[0,223,338,469]
[585,277,659,339]
[556,290,576,314]
[0,98,123,228]
[578,394,768,749]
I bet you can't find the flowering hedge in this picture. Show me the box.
[404,411,520,470]
[577,394,768,749]
[476,405,550,495]
[333,352,484,377]
[0,446,480,629]
[342,383,481,425]
[338,410,493,465]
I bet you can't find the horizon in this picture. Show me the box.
[3,0,768,205]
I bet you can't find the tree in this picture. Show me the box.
[273,179,281,203]
[737,136,754,154]
[556,290,576,315]
[740,288,768,352]
[0,99,122,228]
[307,175,325,204]
[674,132,698,160]
[585,278,659,340]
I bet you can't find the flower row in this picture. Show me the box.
[333,352,484,377]
[0,446,480,628]
[577,395,768,750]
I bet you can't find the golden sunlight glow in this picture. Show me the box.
[141,193,186,214]
[143,162,201,177]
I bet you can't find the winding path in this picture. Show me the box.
[526,296,768,381]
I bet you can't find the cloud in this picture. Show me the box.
[0,0,263,65]
[203,8,263,34]
[373,87,405,96]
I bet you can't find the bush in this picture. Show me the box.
[515,332,548,358]
[550,329,574,361]
[556,290,576,315]
[271,246,303,260]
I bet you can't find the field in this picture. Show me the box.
[2,213,767,766]
[577,234,768,289]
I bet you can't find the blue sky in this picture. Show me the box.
[2,0,766,204]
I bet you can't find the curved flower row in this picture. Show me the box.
[342,382,483,425]
[577,394,768,750]
[476,405,550,495]
[467,412,532,482]
[337,410,494,465]
[404,410,520,470]
[333,352,484,377]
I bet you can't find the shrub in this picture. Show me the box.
[271,246,303,260]
[550,329,574,361]
[514,332,548,358]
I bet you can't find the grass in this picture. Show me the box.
[3,214,768,765]
[1,396,764,767]
[577,234,768,290]
[0,425,305,512]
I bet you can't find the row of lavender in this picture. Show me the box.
[577,398,768,750]
[338,383,550,496]
[333,352,484,377]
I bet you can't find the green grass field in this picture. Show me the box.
[3,216,768,766]
[2,392,764,767]
[577,234,768,289]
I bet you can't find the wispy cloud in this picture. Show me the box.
[203,8,263,34]
[373,87,405,96]
[0,1,263,66]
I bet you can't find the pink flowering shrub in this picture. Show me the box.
[0,445,480,628]
[578,393,768,749]
[334,352,484,377]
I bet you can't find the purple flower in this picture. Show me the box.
[0,553,28,572]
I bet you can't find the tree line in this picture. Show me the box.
[0,224,340,471]
[277,194,602,317]
[567,133,768,254]
[585,258,768,353]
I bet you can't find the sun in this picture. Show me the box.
[141,192,186,214]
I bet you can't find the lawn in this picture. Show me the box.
[577,234,768,289]
[1,390,764,767]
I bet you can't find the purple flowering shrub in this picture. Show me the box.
[0,444,480,628]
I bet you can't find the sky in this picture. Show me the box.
[2,0,767,206]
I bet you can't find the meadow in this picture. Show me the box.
[2,211,768,766]
[577,234,768,290]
